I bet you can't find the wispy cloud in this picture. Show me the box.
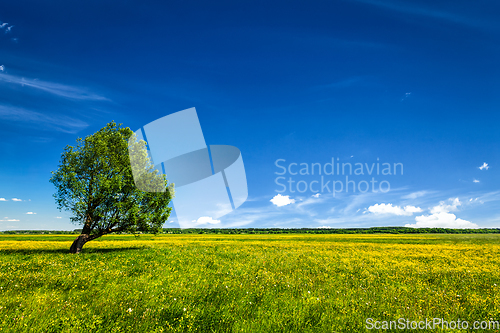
[338,191,380,215]
[25,212,36,215]
[11,198,22,202]
[313,76,365,90]
[296,195,324,208]
[473,191,500,204]
[401,190,428,200]
[0,104,89,133]
[0,73,109,101]
[351,0,492,30]
[401,92,411,101]
[220,204,294,227]
[0,218,19,222]
[473,179,480,183]
[292,194,327,217]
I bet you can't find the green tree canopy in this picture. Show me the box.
[50,121,173,253]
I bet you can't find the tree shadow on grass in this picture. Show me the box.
[0,247,145,255]
[82,247,146,254]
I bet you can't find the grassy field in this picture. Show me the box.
[0,234,499,332]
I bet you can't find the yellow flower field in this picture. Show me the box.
[0,234,499,332]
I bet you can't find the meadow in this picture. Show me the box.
[0,233,499,332]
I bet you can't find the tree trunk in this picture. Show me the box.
[70,234,90,253]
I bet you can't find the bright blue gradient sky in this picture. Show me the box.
[1,0,499,230]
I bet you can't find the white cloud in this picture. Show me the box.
[312,193,321,198]
[0,22,14,34]
[56,216,62,219]
[11,198,22,202]
[473,179,480,183]
[430,198,461,214]
[479,162,489,170]
[192,216,221,225]
[403,206,424,214]
[367,203,423,216]
[0,198,6,201]
[0,65,4,72]
[406,197,478,229]
[317,226,332,229]
[0,218,19,222]
[25,212,36,215]
[270,194,295,207]
[405,212,478,229]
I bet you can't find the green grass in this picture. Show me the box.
[1,234,499,332]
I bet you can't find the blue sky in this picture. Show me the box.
[1,0,499,230]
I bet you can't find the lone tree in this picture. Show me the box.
[50,121,173,253]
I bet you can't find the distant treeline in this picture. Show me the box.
[1,227,500,235]
[0,230,81,235]
[161,227,500,234]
